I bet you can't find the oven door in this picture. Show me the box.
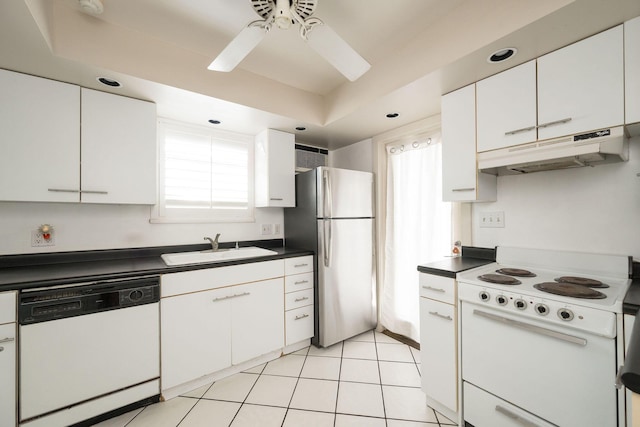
[461,301,618,427]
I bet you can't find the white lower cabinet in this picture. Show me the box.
[419,273,457,421]
[284,256,315,346]
[0,291,16,427]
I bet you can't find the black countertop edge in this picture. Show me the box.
[417,246,496,278]
[0,243,313,292]
[0,239,286,268]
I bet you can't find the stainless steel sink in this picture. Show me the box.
[161,247,278,266]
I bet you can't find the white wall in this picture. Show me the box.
[472,136,640,259]
[0,202,283,255]
[329,138,374,172]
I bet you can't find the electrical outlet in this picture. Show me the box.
[274,224,281,235]
[480,211,505,228]
[31,230,55,247]
[261,224,273,235]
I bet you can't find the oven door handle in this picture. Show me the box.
[473,309,587,346]
[495,405,542,427]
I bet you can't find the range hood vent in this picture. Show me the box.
[478,127,628,175]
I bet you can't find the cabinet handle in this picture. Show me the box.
[428,311,453,321]
[504,125,536,136]
[422,285,445,293]
[294,313,310,320]
[81,190,109,195]
[212,292,251,302]
[294,263,308,268]
[537,117,572,129]
[495,405,540,427]
[270,198,284,201]
[0,337,15,345]
[451,187,475,192]
[294,297,309,302]
[48,188,80,193]
[294,280,309,285]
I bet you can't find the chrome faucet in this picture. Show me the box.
[204,234,220,251]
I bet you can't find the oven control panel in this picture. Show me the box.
[461,285,616,338]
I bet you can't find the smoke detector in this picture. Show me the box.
[78,0,104,15]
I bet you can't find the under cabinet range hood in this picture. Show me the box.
[478,127,629,175]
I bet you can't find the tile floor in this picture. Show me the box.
[96,330,456,427]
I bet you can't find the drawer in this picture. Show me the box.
[285,305,314,345]
[419,274,456,304]
[0,291,16,325]
[285,288,314,311]
[285,256,313,276]
[162,259,284,297]
[285,272,313,293]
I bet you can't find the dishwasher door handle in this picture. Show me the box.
[495,405,541,427]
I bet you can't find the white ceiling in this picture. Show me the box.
[1,0,640,149]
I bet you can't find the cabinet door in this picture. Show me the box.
[420,298,456,413]
[81,88,157,204]
[538,25,624,140]
[442,85,496,202]
[477,60,537,151]
[255,129,295,207]
[0,70,80,202]
[231,278,284,364]
[0,323,16,427]
[285,305,314,345]
[161,288,232,390]
[625,16,640,126]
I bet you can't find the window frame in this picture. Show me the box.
[151,119,255,224]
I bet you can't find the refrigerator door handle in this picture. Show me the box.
[323,168,333,218]
[323,219,332,267]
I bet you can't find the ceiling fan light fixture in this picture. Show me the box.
[274,0,293,29]
[78,0,103,15]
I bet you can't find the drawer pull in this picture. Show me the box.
[428,311,453,321]
[294,314,310,320]
[213,292,251,302]
[0,337,14,344]
[294,280,309,285]
[294,297,309,302]
[422,285,445,293]
[495,405,540,427]
[270,198,284,201]
[451,187,475,192]
[48,188,80,193]
[81,190,109,195]
[294,263,309,268]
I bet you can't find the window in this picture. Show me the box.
[152,120,254,223]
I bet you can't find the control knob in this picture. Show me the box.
[558,308,574,321]
[479,291,490,302]
[496,295,508,306]
[514,299,527,310]
[534,303,549,316]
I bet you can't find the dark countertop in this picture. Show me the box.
[623,261,640,315]
[0,240,314,291]
[417,246,496,278]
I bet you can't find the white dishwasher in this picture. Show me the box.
[18,276,160,427]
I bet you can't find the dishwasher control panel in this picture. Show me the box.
[19,276,160,325]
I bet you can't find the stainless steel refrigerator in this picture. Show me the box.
[284,167,376,348]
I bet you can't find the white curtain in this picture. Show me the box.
[380,136,452,342]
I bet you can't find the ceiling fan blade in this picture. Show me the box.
[208,24,266,72]
[305,23,370,81]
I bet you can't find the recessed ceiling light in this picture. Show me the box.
[96,77,121,87]
[208,119,221,125]
[295,126,307,131]
[487,47,518,63]
[386,113,399,118]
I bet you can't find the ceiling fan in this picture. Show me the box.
[208,0,371,81]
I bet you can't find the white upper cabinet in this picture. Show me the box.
[442,84,497,202]
[0,69,80,202]
[537,25,624,140]
[81,88,157,204]
[255,129,295,207]
[625,16,640,126]
[0,70,157,204]
[477,60,537,151]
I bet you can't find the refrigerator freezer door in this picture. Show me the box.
[316,167,374,219]
[317,218,376,347]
